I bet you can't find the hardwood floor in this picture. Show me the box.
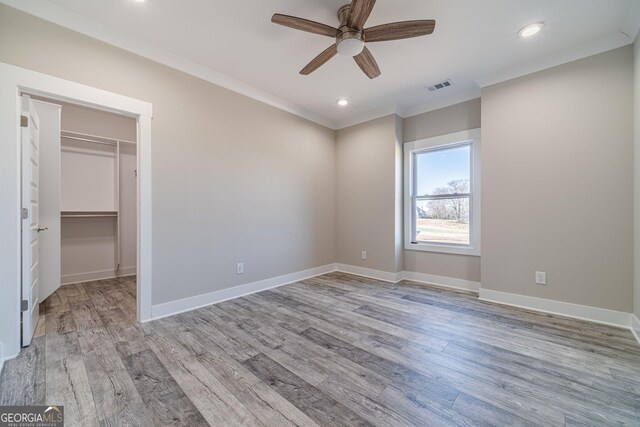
[1,273,639,426]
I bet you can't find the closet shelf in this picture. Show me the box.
[61,130,136,146]
[61,211,118,218]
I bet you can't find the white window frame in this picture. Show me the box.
[404,128,481,256]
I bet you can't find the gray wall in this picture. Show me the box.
[0,4,635,326]
[402,99,482,282]
[635,37,640,320]
[0,5,336,306]
[481,47,634,312]
[336,115,403,272]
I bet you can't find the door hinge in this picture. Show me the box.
[21,208,28,220]
[20,115,28,128]
[21,300,28,312]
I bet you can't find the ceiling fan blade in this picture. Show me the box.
[364,20,436,42]
[272,14,339,37]
[349,0,376,30]
[300,44,338,75]
[354,47,381,79]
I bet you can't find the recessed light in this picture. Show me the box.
[133,0,145,3]
[519,22,544,38]
[336,98,349,107]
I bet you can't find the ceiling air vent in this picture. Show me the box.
[427,79,453,92]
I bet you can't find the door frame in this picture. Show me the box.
[0,62,153,360]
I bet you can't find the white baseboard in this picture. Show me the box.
[335,264,403,283]
[142,261,640,345]
[402,271,480,292]
[61,266,137,285]
[334,264,480,293]
[149,263,337,321]
[479,288,632,329]
[632,315,640,344]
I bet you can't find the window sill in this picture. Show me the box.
[404,242,480,257]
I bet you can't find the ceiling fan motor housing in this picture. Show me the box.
[336,4,365,57]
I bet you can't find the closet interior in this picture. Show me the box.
[32,97,137,302]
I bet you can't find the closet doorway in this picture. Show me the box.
[22,95,140,346]
[1,63,152,360]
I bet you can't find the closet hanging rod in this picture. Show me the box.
[61,135,118,147]
[61,214,118,218]
[61,129,136,145]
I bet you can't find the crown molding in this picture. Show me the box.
[334,104,399,130]
[334,88,482,130]
[476,32,632,88]
[398,88,481,119]
[622,0,640,41]
[5,1,635,131]
[0,0,336,129]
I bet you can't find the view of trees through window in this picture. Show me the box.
[414,144,471,245]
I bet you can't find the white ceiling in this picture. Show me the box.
[6,0,640,128]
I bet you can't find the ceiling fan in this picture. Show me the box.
[271,0,436,79]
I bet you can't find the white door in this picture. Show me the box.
[32,100,62,302]
[21,95,42,347]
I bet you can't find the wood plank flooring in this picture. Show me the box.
[1,273,639,426]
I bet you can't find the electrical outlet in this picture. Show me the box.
[236,263,244,275]
[361,251,367,260]
[535,271,546,285]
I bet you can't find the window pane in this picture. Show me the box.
[416,198,470,245]
[415,145,470,196]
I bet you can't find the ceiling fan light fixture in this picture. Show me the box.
[519,22,544,38]
[337,37,365,56]
[271,0,436,78]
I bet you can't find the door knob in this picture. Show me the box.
[36,227,48,233]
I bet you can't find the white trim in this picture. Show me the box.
[3,1,634,132]
[0,0,334,130]
[333,90,483,131]
[479,288,632,329]
[476,32,631,88]
[0,62,153,361]
[61,267,136,286]
[335,264,403,283]
[631,315,640,344]
[334,265,480,293]
[150,264,482,321]
[136,111,152,322]
[149,264,337,321]
[0,63,151,117]
[402,271,480,292]
[404,129,481,256]
[398,89,481,120]
[622,1,640,41]
[334,105,399,130]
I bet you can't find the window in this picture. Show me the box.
[404,129,480,256]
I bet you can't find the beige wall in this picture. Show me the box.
[634,37,640,319]
[402,99,482,282]
[1,4,636,318]
[336,115,402,272]
[482,47,634,312]
[404,99,482,142]
[0,5,336,306]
